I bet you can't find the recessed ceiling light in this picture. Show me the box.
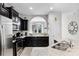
[50,7,53,10]
[29,7,33,10]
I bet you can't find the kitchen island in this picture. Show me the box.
[13,35,49,56]
[23,36,49,47]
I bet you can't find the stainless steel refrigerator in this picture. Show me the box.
[0,15,13,56]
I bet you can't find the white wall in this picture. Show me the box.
[62,10,79,46]
[48,12,62,46]
[48,10,79,47]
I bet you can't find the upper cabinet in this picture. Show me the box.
[6,6,28,31]
[6,7,20,31]
[12,17,20,31]
[20,18,28,31]
[0,3,28,31]
[0,3,9,18]
[6,7,19,19]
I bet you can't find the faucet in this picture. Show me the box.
[69,40,73,48]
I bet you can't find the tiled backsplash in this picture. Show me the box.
[13,31,28,36]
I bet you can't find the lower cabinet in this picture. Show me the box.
[23,37,32,47]
[23,36,49,47]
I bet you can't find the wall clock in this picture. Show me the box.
[68,21,78,35]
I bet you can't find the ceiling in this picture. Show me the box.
[5,3,79,15]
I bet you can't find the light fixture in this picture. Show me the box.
[29,7,33,10]
[50,7,53,10]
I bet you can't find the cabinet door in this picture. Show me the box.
[12,9,18,17]
[37,37,49,47]
[20,19,28,30]
[6,7,19,19]
[32,37,38,47]
[20,19,24,30]
[26,38,32,47]
[23,20,28,30]
[0,7,9,18]
[23,37,32,47]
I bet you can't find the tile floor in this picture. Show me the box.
[21,46,79,56]
[21,47,32,56]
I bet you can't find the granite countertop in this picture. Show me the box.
[26,35,49,37]
[16,35,49,39]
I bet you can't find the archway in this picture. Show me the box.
[29,16,47,35]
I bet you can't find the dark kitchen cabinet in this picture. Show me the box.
[6,7,20,31]
[6,7,19,19]
[20,18,24,30]
[0,3,9,17]
[20,18,28,31]
[23,20,28,30]
[23,36,49,47]
[23,37,32,47]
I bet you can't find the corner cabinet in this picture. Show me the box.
[23,36,49,47]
